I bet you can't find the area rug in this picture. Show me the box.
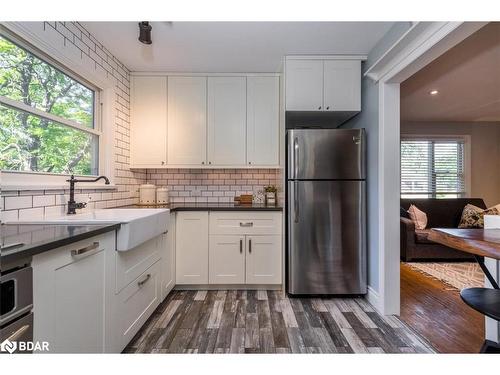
[405,262,484,290]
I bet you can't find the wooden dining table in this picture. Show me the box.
[429,228,500,353]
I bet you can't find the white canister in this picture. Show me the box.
[139,184,156,205]
[156,187,169,204]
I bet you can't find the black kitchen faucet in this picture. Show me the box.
[66,174,110,214]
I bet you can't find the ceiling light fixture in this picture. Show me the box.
[429,90,439,95]
[138,22,152,45]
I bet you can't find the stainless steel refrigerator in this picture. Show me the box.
[286,128,366,295]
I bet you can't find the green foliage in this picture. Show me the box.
[0,35,97,175]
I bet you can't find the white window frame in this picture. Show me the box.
[400,134,471,198]
[0,24,116,190]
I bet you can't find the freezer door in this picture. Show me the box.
[287,180,366,295]
[287,128,365,180]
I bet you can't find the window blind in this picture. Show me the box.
[401,138,466,198]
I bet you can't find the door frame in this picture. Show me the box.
[366,21,488,315]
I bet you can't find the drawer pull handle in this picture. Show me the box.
[239,222,253,227]
[71,242,99,257]
[138,274,151,287]
[7,324,30,342]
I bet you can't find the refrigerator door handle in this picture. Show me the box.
[293,137,299,178]
[294,181,299,223]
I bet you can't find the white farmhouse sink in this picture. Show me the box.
[10,208,170,251]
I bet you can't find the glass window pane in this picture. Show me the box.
[0,104,98,175]
[0,35,94,128]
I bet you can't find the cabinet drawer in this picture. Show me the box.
[115,261,161,350]
[209,212,282,235]
[115,236,161,293]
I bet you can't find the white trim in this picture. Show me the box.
[365,286,381,312]
[365,22,486,82]
[377,82,401,315]
[372,22,486,315]
[0,95,101,136]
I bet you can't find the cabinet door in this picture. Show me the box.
[175,211,209,284]
[33,233,114,353]
[285,59,324,111]
[207,77,247,165]
[209,235,245,284]
[167,76,207,165]
[130,76,167,167]
[323,60,361,111]
[247,76,279,166]
[246,235,281,284]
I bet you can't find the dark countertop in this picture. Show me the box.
[118,203,283,212]
[1,223,120,266]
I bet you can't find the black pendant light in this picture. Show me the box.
[138,22,152,45]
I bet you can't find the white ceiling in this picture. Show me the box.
[82,22,394,72]
[401,22,500,123]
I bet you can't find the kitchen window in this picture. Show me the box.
[0,33,100,177]
[400,136,468,198]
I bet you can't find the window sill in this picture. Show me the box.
[2,183,118,192]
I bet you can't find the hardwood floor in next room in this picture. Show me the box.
[400,263,485,353]
[124,290,434,354]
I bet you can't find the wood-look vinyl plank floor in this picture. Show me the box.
[125,289,434,354]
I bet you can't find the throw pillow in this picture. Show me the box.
[458,204,500,228]
[407,204,428,230]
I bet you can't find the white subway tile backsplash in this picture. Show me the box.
[33,195,56,207]
[1,210,19,222]
[5,196,32,210]
[18,207,44,220]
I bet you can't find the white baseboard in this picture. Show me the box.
[365,286,382,314]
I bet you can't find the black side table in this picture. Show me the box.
[460,255,500,353]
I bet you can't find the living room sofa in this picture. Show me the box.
[400,198,486,261]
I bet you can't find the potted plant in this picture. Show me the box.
[264,185,277,206]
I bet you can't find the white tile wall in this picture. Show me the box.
[145,169,281,203]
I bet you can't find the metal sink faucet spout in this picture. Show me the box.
[66,175,110,214]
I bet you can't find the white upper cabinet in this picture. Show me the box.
[167,76,207,166]
[323,60,361,111]
[130,76,167,167]
[207,77,247,166]
[246,76,280,166]
[285,57,362,112]
[285,59,324,111]
[130,73,280,168]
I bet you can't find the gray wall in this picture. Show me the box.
[402,121,500,207]
[341,22,413,293]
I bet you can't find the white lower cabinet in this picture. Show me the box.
[33,232,114,353]
[245,235,282,284]
[175,211,209,284]
[209,235,245,284]
[177,211,282,286]
[113,261,161,351]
